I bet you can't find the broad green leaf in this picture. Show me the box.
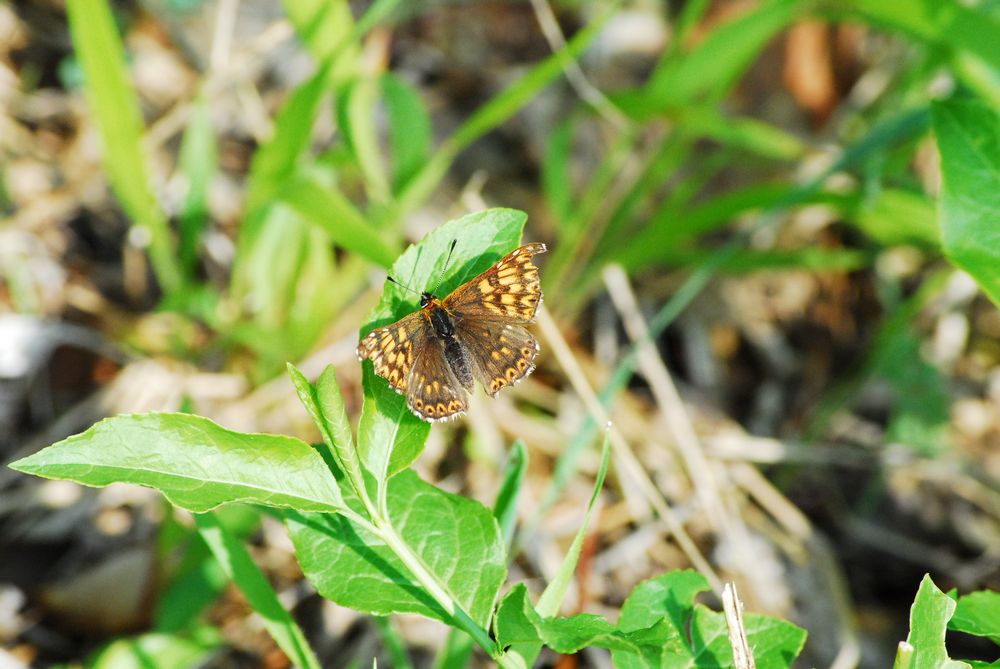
[10,413,344,513]
[357,208,528,481]
[382,74,432,194]
[618,569,712,633]
[901,574,971,669]
[615,570,806,669]
[950,590,1000,645]
[66,0,181,294]
[933,99,1000,308]
[286,469,506,628]
[196,513,321,669]
[495,582,700,662]
[89,628,222,669]
[434,441,529,669]
[536,434,610,617]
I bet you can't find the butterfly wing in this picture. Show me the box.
[455,321,540,397]
[356,311,426,394]
[444,243,546,324]
[405,334,469,421]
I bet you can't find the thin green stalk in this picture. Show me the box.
[371,521,512,665]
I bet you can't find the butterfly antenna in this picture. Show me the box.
[433,240,458,294]
[386,275,421,297]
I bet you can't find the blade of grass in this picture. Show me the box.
[372,617,414,669]
[280,172,400,268]
[195,512,322,669]
[544,105,933,512]
[177,91,216,278]
[536,431,610,617]
[65,0,182,294]
[395,1,618,216]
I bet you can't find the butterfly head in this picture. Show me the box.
[420,291,436,308]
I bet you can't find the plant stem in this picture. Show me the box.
[372,521,516,665]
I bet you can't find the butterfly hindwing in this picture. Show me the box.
[456,322,539,397]
[444,243,546,324]
[405,335,469,421]
[356,311,425,394]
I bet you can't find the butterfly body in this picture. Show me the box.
[358,243,546,422]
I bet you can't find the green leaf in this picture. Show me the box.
[243,61,333,215]
[542,118,576,227]
[900,574,972,669]
[933,99,1000,308]
[615,571,806,669]
[65,0,181,293]
[280,172,399,268]
[281,0,358,77]
[9,413,344,513]
[950,590,1000,645]
[618,569,712,633]
[382,74,432,194]
[288,363,374,509]
[493,440,527,550]
[644,0,800,110]
[839,1,1000,105]
[88,628,222,669]
[337,76,391,203]
[286,469,506,628]
[357,208,528,481]
[853,188,939,248]
[177,92,217,277]
[196,513,322,669]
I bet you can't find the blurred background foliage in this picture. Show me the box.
[1,0,998,667]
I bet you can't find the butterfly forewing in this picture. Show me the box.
[356,311,425,394]
[444,243,546,323]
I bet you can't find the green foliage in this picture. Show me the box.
[895,575,975,669]
[950,590,1000,646]
[287,469,506,627]
[933,99,1000,308]
[9,218,810,668]
[9,413,344,513]
[496,570,806,669]
[65,0,182,293]
[87,628,222,669]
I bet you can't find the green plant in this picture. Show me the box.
[10,211,807,668]
[894,575,1000,669]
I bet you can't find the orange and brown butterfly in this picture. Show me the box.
[356,242,547,422]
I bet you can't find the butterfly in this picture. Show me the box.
[357,242,547,422]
